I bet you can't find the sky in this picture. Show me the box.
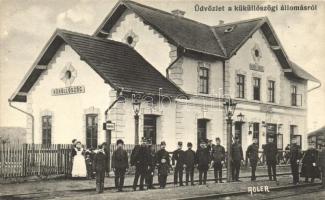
[0,0,324,131]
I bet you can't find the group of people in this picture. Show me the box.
[70,136,325,194]
[70,139,108,193]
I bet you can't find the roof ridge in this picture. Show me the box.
[213,17,267,28]
[122,0,211,28]
[209,27,227,57]
[57,28,131,48]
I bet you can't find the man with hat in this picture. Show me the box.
[263,136,278,181]
[246,138,259,181]
[132,137,150,191]
[172,141,185,186]
[196,140,210,185]
[231,136,243,181]
[211,137,225,183]
[289,137,302,185]
[146,139,156,189]
[156,141,171,188]
[111,139,128,192]
[184,142,196,186]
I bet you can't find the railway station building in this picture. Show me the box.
[10,0,320,153]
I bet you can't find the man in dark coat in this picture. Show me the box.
[156,141,171,188]
[211,137,225,183]
[301,143,320,183]
[263,137,278,181]
[290,137,302,185]
[172,141,185,186]
[196,140,210,185]
[111,139,128,192]
[184,142,196,186]
[231,137,243,181]
[146,142,156,189]
[246,138,259,181]
[94,144,106,193]
[132,138,150,191]
[319,145,325,188]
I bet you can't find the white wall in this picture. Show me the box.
[26,44,112,145]
[107,9,175,76]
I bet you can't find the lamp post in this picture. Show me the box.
[132,96,141,145]
[223,98,237,182]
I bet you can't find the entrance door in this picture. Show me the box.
[253,123,260,148]
[266,123,277,145]
[86,114,98,149]
[197,119,208,146]
[234,122,243,145]
[144,115,157,144]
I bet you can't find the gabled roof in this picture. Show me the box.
[10,29,187,102]
[94,0,319,83]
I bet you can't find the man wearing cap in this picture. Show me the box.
[172,141,185,186]
[211,137,225,183]
[184,142,196,186]
[246,138,259,181]
[132,137,150,191]
[231,136,243,181]
[146,139,156,189]
[156,141,171,188]
[289,137,302,185]
[263,137,278,181]
[196,140,211,185]
[111,139,128,192]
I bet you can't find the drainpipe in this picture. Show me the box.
[8,99,35,165]
[8,99,34,145]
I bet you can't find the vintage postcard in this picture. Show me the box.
[0,0,324,199]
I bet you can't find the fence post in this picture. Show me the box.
[22,144,27,177]
[57,144,61,174]
[0,143,4,178]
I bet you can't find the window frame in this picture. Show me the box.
[199,67,209,94]
[86,114,98,149]
[42,115,52,145]
[253,77,261,101]
[236,74,245,98]
[291,85,297,106]
[268,80,275,103]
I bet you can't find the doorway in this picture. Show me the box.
[266,123,277,145]
[234,122,243,145]
[197,119,208,146]
[143,115,157,144]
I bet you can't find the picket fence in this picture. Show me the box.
[0,143,72,178]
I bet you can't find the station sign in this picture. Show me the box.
[103,121,115,130]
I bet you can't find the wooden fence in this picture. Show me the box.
[0,143,72,179]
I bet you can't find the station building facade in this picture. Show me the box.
[10,0,320,153]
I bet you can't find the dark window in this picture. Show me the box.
[236,74,245,98]
[143,115,157,144]
[234,122,243,145]
[253,123,259,148]
[253,77,260,101]
[42,116,52,145]
[291,85,297,106]
[254,49,260,57]
[86,114,98,149]
[65,70,72,79]
[199,68,209,94]
[268,80,275,103]
[127,36,133,45]
[197,119,208,146]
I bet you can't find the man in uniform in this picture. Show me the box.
[146,140,156,189]
[319,144,325,188]
[211,137,225,183]
[172,141,185,186]
[184,142,196,186]
[156,141,171,189]
[196,140,210,185]
[290,137,302,185]
[263,137,278,181]
[246,138,259,181]
[94,144,106,193]
[132,138,150,191]
[111,139,128,192]
[231,136,243,182]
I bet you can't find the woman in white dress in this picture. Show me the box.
[71,141,87,178]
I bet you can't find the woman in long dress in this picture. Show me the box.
[71,141,87,178]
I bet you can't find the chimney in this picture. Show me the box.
[171,9,185,17]
[219,20,224,25]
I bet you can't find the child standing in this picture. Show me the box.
[94,144,106,193]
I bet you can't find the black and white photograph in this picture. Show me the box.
[0,0,324,199]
